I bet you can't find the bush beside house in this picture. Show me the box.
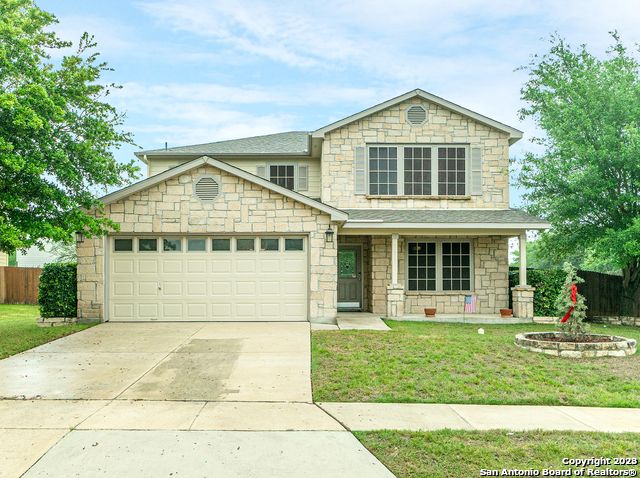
[37,263,77,326]
[509,268,566,317]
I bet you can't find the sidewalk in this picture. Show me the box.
[318,402,640,433]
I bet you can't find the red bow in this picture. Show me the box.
[561,284,578,323]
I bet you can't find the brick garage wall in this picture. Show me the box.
[337,235,372,312]
[77,164,337,323]
[321,97,510,210]
[366,235,509,315]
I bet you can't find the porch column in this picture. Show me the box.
[519,232,527,286]
[386,233,404,318]
[391,233,399,284]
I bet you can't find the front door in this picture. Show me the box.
[337,245,362,311]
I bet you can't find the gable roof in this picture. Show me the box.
[135,132,311,159]
[98,156,348,221]
[312,89,524,145]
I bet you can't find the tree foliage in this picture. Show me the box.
[555,263,589,338]
[0,0,139,254]
[517,32,640,315]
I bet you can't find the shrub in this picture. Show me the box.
[509,268,567,316]
[38,262,77,318]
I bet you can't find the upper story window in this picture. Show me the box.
[367,144,468,196]
[269,165,295,190]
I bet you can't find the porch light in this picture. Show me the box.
[75,231,84,243]
[325,225,334,244]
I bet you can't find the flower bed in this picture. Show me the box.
[515,332,637,358]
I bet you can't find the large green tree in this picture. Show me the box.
[517,32,640,316]
[0,0,139,254]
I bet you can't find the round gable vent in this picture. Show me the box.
[406,105,427,126]
[193,176,221,203]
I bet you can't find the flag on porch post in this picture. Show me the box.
[464,295,477,313]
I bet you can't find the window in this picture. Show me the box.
[368,144,468,196]
[236,238,255,251]
[260,238,279,251]
[406,241,472,291]
[211,238,231,251]
[187,238,206,252]
[438,147,466,196]
[163,238,182,252]
[284,238,304,251]
[138,238,157,252]
[269,165,295,190]
[114,238,133,252]
[369,146,398,195]
[404,147,432,196]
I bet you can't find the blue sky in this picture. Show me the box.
[38,0,640,207]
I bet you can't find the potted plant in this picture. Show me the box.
[424,308,436,317]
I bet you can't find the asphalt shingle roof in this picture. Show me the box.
[342,209,548,225]
[139,131,310,155]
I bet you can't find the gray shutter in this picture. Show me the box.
[256,165,266,179]
[298,165,308,191]
[470,147,482,196]
[354,147,366,195]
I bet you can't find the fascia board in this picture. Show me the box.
[100,156,348,221]
[339,227,543,236]
[342,222,551,230]
[312,89,523,142]
[134,151,311,158]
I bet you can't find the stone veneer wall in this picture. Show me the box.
[337,235,371,312]
[367,235,509,315]
[77,164,337,323]
[321,97,511,210]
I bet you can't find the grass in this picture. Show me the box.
[311,321,640,407]
[355,429,640,478]
[0,304,95,359]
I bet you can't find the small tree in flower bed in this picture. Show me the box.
[555,263,589,339]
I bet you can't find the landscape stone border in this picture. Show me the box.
[515,332,637,358]
[37,317,77,327]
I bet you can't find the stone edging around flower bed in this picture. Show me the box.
[515,332,637,358]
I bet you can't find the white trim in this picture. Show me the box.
[97,156,348,221]
[342,222,551,230]
[312,89,523,145]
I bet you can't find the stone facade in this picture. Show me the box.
[77,164,338,324]
[386,284,404,318]
[512,286,535,319]
[321,97,510,210]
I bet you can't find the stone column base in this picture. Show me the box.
[37,317,77,327]
[386,284,404,318]
[511,286,535,319]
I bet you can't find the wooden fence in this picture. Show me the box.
[0,267,42,305]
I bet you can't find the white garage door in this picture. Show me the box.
[108,236,307,321]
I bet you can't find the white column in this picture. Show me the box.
[391,233,399,284]
[519,232,527,286]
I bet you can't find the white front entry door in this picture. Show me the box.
[108,236,307,321]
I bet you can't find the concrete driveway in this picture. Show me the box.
[0,322,395,478]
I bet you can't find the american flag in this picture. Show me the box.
[464,295,477,313]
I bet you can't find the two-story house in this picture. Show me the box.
[76,89,549,324]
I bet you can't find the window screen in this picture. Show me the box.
[138,238,157,252]
[260,238,279,251]
[187,238,206,252]
[236,238,255,251]
[407,242,436,291]
[438,147,466,196]
[403,147,432,195]
[368,146,398,195]
[284,238,304,251]
[163,238,182,252]
[270,165,295,190]
[211,238,230,251]
[114,238,133,252]
[442,242,471,291]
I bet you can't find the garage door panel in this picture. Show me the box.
[186,282,207,296]
[110,236,307,322]
[187,260,207,274]
[163,281,183,296]
[138,282,159,296]
[138,260,158,274]
[112,282,134,297]
[138,303,158,319]
[113,260,133,274]
[235,281,256,296]
[260,260,280,273]
[162,260,182,274]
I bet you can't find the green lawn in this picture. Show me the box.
[0,304,95,359]
[312,321,640,407]
[355,429,640,478]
